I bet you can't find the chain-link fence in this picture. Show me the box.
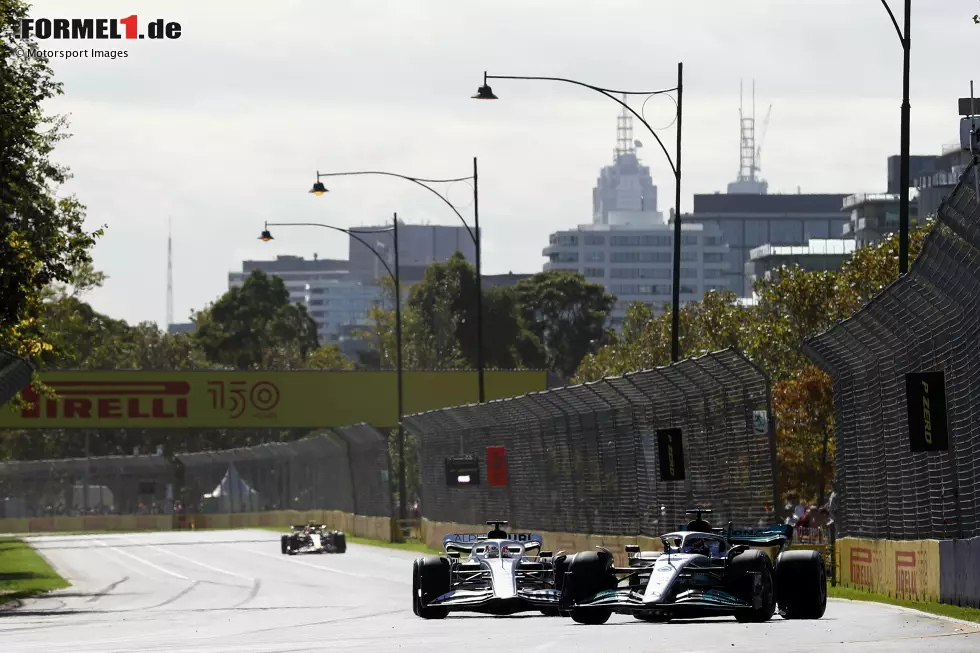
[0,350,34,407]
[0,427,391,519]
[0,453,173,517]
[403,348,776,536]
[805,158,980,540]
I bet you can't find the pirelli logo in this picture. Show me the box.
[896,551,917,596]
[20,381,190,420]
[850,547,873,588]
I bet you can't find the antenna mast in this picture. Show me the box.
[167,217,173,328]
[615,94,636,160]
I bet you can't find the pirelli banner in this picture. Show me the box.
[836,537,941,602]
[0,370,548,429]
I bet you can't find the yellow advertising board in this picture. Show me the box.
[837,536,940,602]
[0,370,548,429]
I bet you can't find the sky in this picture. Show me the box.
[25,0,980,327]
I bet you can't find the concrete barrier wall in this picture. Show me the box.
[0,511,392,541]
[836,537,941,602]
[939,537,980,608]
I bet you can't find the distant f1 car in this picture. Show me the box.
[412,520,566,618]
[280,523,347,555]
[559,509,827,624]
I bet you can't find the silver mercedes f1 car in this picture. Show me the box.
[280,523,347,555]
[559,509,827,624]
[412,521,566,618]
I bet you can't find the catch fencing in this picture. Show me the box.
[0,426,391,519]
[403,348,776,536]
[805,158,980,540]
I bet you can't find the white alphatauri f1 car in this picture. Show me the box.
[412,521,567,618]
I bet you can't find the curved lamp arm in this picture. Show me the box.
[315,170,477,244]
[485,74,678,176]
[263,221,395,279]
[878,0,905,44]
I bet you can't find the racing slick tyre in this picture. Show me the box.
[413,556,450,619]
[725,549,776,623]
[775,550,827,619]
[566,551,616,625]
[333,531,347,554]
[280,535,289,555]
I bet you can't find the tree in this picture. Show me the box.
[514,270,614,379]
[307,344,355,370]
[192,270,319,370]
[772,365,835,506]
[357,254,545,371]
[1,0,103,359]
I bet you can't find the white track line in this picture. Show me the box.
[94,540,189,580]
[91,545,151,578]
[242,547,376,579]
[116,535,254,582]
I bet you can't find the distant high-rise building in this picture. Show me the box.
[689,193,850,297]
[592,98,660,224]
[544,102,731,329]
[347,221,477,280]
[228,254,364,342]
[543,221,730,329]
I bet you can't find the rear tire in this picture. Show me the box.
[776,550,827,619]
[414,556,450,619]
[333,531,347,554]
[726,549,776,623]
[280,535,289,555]
[566,551,615,625]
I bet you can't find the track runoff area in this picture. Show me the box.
[4,527,980,652]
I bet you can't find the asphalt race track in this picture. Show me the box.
[3,530,980,652]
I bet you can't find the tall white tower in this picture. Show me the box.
[727,80,771,194]
[166,217,174,328]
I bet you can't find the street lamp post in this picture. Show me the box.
[309,165,486,403]
[259,216,408,520]
[473,65,686,362]
[879,0,912,274]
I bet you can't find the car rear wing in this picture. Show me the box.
[714,524,793,547]
[442,532,544,551]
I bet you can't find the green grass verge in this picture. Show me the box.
[0,537,70,605]
[828,583,980,624]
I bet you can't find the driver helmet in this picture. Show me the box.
[683,537,709,554]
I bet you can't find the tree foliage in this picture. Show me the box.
[355,252,548,371]
[192,270,319,370]
[1,0,103,359]
[514,270,614,378]
[575,222,936,504]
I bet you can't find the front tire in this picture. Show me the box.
[413,556,450,619]
[565,551,615,625]
[776,550,827,619]
[726,549,776,623]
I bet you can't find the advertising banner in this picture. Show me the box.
[0,370,547,429]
